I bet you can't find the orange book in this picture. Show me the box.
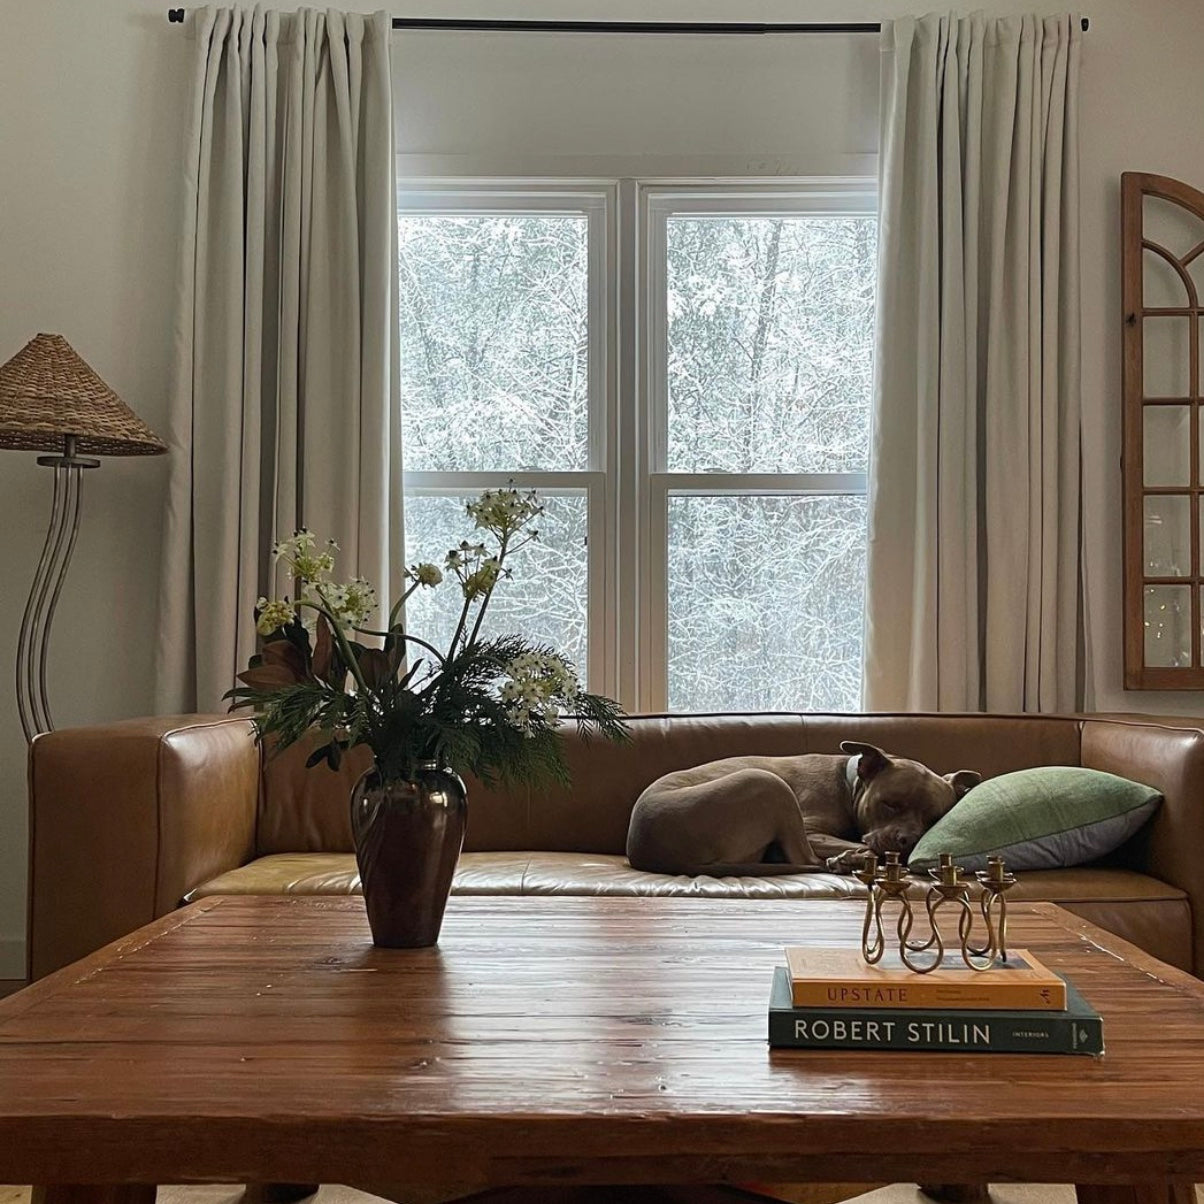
[784,946,1067,1011]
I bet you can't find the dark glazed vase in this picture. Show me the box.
[350,761,467,948]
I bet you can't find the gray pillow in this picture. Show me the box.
[909,766,1162,873]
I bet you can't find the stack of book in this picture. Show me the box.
[769,946,1103,1055]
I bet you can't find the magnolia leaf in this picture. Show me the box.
[259,638,308,681]
[357,647,393,691]
[305,743,332,769]
[281,614,312,656]
[312,616,334,682]
[235,663,304,691]
[386,635,407,675]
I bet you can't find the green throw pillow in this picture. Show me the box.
[909,766,1162,873]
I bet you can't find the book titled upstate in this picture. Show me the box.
[768,967,1103,1055]
[784,945,1066,1010]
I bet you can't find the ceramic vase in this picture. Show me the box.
[349,761,467,947]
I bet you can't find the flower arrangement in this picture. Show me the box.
[227,487,627,786]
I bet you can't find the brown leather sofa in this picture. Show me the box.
[26,710,1204,981]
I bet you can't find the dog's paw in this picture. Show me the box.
[825,849,871,875]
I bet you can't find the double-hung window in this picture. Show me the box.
[397,181,876,712]
[642,187,876,712]
[397,187,612,690]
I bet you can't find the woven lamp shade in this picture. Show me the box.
[0,333,167,456]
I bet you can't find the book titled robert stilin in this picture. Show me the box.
[767,966,1103,1054]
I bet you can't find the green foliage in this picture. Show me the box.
[228,627,626,787]
[227,488,628,788]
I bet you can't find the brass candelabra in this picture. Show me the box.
[854,851,1018,973]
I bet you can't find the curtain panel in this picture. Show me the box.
[155,6,401,714]
[864,12,1082,713]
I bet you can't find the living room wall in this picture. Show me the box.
[1,0,1203,978]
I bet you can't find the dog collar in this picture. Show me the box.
[845,754,863,800]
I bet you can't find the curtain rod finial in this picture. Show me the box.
[167,8,185,22]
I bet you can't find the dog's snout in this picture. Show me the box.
[864,826,921,859]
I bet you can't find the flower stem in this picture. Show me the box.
[387,580,420,633]
[298,595,372,696]
[352,627,447,667]
[466,531,511,649]
[447,582,475,656]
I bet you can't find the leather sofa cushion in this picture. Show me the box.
[187,851,1191,970]
[802,714,1082,779]
[256,738,539,857]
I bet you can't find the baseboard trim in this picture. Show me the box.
[0,937,24,980]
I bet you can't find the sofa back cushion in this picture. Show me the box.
[256,712,1084,856]
[257,734,533,854]
[801,714,1082,780]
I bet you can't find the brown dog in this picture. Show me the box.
[626,741,981,877]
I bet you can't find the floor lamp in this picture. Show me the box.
[0,333,167,742]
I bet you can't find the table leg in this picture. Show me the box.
[1076,1183,1195,1204]
[32,1188,157,1204]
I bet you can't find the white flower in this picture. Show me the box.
[320,577,377,627]
[445,540,488,573]
[272,528,316,560]
[273,529,338,582]
[462,557,502,599]
[499,650,581,734]
[255,597,295,636]
[407,562,443,588]
[466,487,544,538]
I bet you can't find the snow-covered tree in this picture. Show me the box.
[397,212,876,710]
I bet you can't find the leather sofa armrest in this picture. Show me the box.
[27,714,259,980]
[1080,714,1204,974]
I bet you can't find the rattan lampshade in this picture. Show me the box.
[0,333,167,456]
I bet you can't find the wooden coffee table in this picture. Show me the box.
[1,896,1202,1204]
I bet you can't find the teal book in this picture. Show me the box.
[768,966,1103,1055]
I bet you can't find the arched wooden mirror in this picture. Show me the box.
[1123,172,1204,688]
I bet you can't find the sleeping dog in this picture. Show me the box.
[626,741,981,877]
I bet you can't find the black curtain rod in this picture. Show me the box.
[165,11,1090,33]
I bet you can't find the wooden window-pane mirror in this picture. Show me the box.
[1124,172,1204,687]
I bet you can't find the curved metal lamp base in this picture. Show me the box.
[17,442,98,742]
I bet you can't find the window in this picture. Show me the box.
[398,183,876,711]
[397,188,610,688]
[645,190,876,712]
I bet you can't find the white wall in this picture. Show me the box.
[1,0,1203,977]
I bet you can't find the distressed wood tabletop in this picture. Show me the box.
[1,896,1202,1199]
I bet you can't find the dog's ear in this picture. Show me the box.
[944,769,981,800]
[840,741,891,780]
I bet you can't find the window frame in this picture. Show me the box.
[396,183,617,695]
[395,178,877,712]
[633,183,877,712]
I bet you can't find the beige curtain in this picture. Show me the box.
[864,13,1082,713]
[155,6,402,714]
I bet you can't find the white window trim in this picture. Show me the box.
[631,181,877,712]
